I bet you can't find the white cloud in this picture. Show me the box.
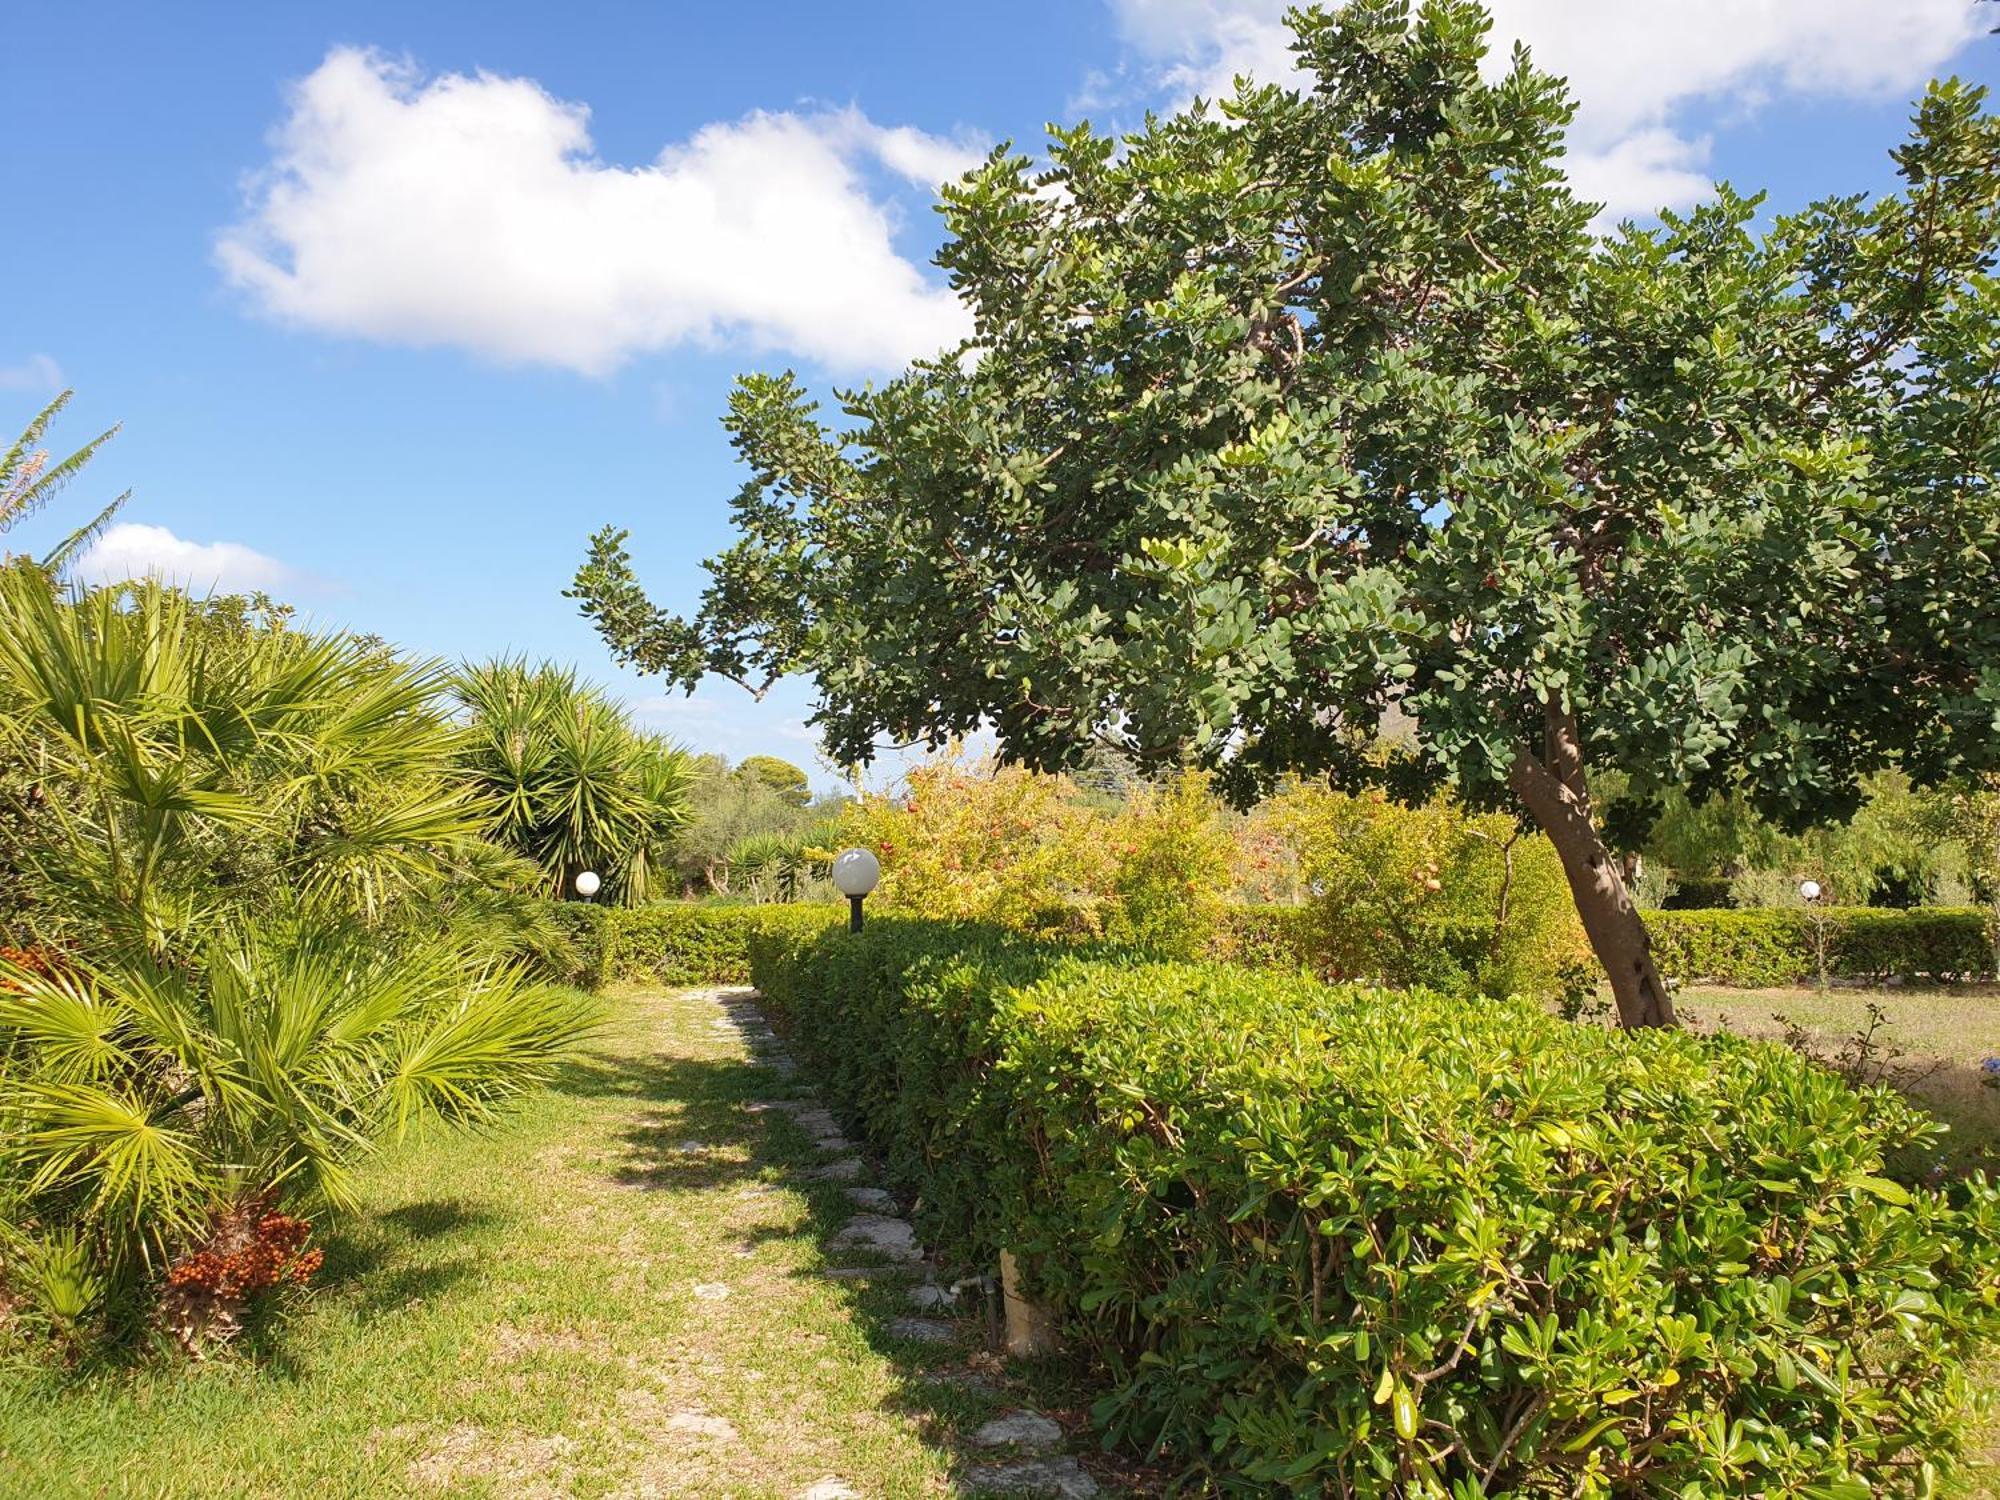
[217,49,983,377]
[1105,0,1984,221]
[0,354,63,391]
[73,523,301,594]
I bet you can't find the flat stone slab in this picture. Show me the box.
[885,1316,955,1343]
[970,1411,1062,1451]
[961,1458,1098,1498]
[691,1282,731,1301]
[790,1108,840,1136]
[844,1187,898,1211]
[798,1483,860,1500]
[829,1214,921,1261]
[814,1134,858,1153]
[907,1282,959,1310]
[809,1157,867,1182]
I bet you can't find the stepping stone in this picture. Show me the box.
[691,1283,731,1301]
[885,1316,954,1343]
[969,1411,1062,1451]
[663,1411,738,1442]
[798,1483,860,1500]
[844,1187,897,1211]
[815,1134,858,1153]
[962,1458,1098,1497]
[810,1157,867,1182]
[829,1214,922,1261]
[907,1282,958,1310]
[791,1109,840,1136]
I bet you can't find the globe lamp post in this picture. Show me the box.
[831,848,881,934]
[575,870,602,900]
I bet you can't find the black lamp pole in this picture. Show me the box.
[848,893,865,934]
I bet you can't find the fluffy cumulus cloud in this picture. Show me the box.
[74,523,300,594]
[217,49,985,376]
[1105,0,1986,221]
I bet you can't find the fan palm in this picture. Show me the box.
[0,390,128,570]
[725,821,838,902]
[0,926,595,1304]
[0,571,484,949]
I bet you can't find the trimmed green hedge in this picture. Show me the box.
[749,918,2000,1496]
[1644,906,1993,987]
[546,901,844,988]
[557,898,1994,994]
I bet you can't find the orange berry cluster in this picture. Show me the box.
[166,1209,321,1300]
[0,944,65,987]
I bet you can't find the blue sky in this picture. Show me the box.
[4,2,1995,788]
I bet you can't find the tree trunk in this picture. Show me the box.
[1508,709,1676,1030]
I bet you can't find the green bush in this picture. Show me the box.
[749,919,2000,1497]
[1646,906,1992,987]
[602,902,842,985]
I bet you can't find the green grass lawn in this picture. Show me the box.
[0,985,1111,1499]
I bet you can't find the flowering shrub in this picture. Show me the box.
[157,1195,324,1353]
[1260,785,1589,997]
[837,761,1119,936]
[1102,771,1235,958]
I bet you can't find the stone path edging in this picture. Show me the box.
[704,986,1099,1500]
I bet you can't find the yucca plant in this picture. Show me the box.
[453,659,693,904]
[725,822,838,903]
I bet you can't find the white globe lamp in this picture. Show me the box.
[831,847,881,932]
[1798,878,1821,903]
[574,870,602,900]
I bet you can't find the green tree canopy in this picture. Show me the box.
[574,0,2000,1027]
[737,753,812,808]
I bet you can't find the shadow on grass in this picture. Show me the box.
[567,989,1134,1493]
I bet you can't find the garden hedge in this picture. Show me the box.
[749,918,2000,1496]
[1643,905,1993,987]
[545,901,843,988]
[567,900,1994,993]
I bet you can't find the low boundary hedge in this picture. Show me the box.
[559,899,1994,994]
[749,918,2000,1496]
[543,901,843,988]
[1643,905,1992,987]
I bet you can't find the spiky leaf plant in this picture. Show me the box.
[453,659,694,904]
[0,930,596,1337]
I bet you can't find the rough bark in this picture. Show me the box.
[1508,709,1676,1030]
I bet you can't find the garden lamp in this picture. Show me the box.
[575,870,602,900]
[831,847,881,933]
[1798,879,1821,903]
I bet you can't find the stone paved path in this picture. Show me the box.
[696,987,1102,1499]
